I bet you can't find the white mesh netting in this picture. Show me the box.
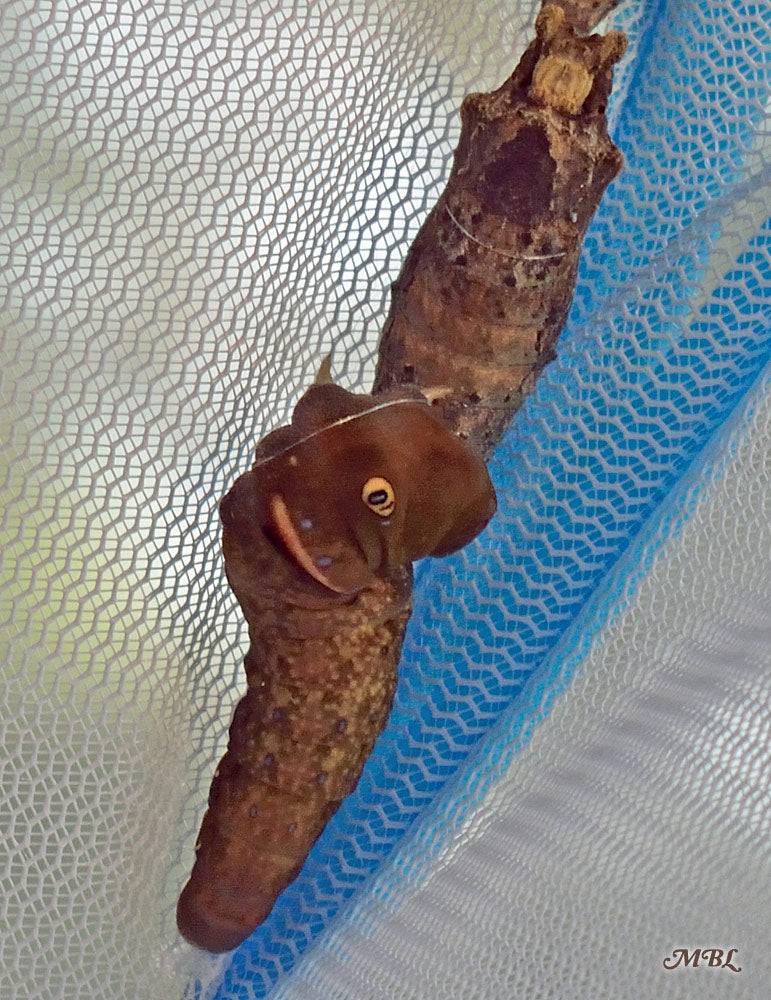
[1,2,769,999]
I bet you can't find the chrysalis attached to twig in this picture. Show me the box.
[375,4,627,457]
[177,381,495,952]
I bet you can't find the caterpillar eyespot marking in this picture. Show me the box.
[362,476,395,516]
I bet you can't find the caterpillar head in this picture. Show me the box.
[222,382,496,596]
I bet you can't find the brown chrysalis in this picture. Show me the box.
[375,4,626,458]
[177,380,496,952]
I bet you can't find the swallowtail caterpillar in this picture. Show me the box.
[177,375,496,952]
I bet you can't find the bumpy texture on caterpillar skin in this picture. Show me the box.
[177,381,496,952]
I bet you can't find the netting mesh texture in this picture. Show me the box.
[1,1,769,999]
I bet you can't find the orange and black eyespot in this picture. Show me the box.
[361,477,395,517]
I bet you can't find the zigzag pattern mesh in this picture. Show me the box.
[1,2,769,998]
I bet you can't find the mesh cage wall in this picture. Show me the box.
[0,2,769,999]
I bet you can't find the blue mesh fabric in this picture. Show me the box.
[202,1,771,997]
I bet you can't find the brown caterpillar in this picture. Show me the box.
[177,378,496,952]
